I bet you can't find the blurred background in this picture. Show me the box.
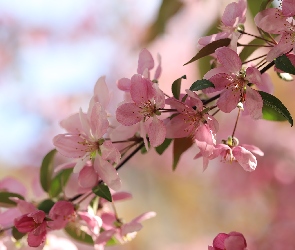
[1,0,295,249]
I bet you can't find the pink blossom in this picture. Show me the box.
[198,0,246,49]
[255,8,295,61]
[14,210,47,247]
[95,211,156,248]
[53,101,121,191]
[205,47,264,119]
[116,74,166,147]
[48,201,75,230]
[78,211,102,237]
[165,90,218,145]
[208,231,248,250]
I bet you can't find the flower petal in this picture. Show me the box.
[78,166,98,188]
[92,76,110,109]
[94,158,121,191]
[137,49,154,76]
[130,74,154,104]
[148,117,166,147]
[116,103,143,126]
[244,87,263,119]
[215,47,241,73]
[233,146,257,171]
[117,77,131,91]
[217,89,240,113]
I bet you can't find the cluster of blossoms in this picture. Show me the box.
[1,0,295,249]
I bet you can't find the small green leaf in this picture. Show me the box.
[275,54,295,75]
[155,138,172,155]
[92,183,112,202]
[184,38,231,66]
[172,75,186,99]
[0,192,24,208]
[239,38,266,61]
[190,79,215,91]
[12,227,26,241]
[65,223,94,245]
[48,168,73,198]
[38,199,55,213]
[172,137,193,171]
[258,91,293,126]
[40,149,56,192]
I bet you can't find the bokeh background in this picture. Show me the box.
[1,0,295,249]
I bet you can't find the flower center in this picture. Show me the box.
[139,100,157,120]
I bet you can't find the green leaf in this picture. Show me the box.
[172,75,186,99]
[184,38,231,66]
[12,227,26,241]
[92,183,112,202]
[143,0,184,44]
[172,137,193,171]
[262,105,287,121]
[38,199,55,213]
[0,192,24,208]
[275,54,295,75]
[40,149,56,192]
[48,168,73,198]
[64,223,94,245]
[190,79,215,91]
[155,138,172,155]
[258,91,293,126]
[260,0,273,11]
[239,38,266,61]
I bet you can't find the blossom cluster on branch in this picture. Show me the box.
[1,0,295,249]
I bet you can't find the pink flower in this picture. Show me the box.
[95,211,156,248]
[116,74,166,147]
[53,101,121,191]
[198,0,247,49]
[208,231,248,250]
[14,210,47,247]
[255,8,295,61]
[195,135,264,171]
[48,201,75,230]
[205,47,264,119]
[165,90,218,145]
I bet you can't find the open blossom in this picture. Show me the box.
[165,90,218,145]
[116,74,166,147]
[198,0,246,49]
[14,210,47,247]
[208,231,248,250]
[255,8,295,61]
[53,102,121,191]
[205,47,265,119]
[195,137,264,172]
[95,211,156,249]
